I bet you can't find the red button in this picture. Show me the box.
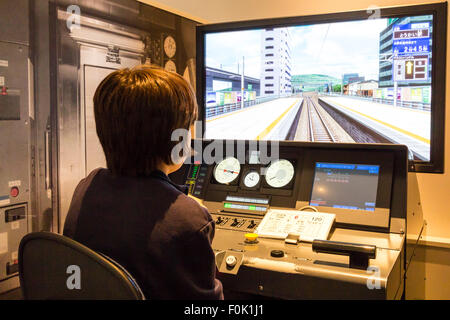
[10,187,19,197]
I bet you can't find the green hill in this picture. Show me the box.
[291,74,340,91]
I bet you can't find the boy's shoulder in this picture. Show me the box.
[164,192,214,239]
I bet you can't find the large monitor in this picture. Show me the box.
[196,3,446,173]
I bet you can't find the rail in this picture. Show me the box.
[307,97,336,142]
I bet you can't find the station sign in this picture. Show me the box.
[393,39,429,56]
[392,22,430,57]
[392,22,430,81]
[393,55,428,81]
[393,28,429,40]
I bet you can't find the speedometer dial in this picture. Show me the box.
[213,157,241,184]
[243,171,260,188]
[265,159,294,188]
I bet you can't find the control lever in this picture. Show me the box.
[312,239,376,270]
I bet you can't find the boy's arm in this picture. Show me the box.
[171,219,224,300]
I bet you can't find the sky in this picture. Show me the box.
[205,18,389,80]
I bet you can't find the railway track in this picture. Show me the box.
[306,97,336,142]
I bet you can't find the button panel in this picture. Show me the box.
[212,213,261,232]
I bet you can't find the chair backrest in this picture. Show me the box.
[18,232,145,300]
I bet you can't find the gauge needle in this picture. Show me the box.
[223,169,238,174]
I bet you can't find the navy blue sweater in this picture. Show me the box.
[63,168,223,300]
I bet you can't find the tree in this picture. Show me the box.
[332,84,341,92]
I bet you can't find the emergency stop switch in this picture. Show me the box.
[10,186,19,198]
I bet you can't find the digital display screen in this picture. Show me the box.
[223,202,267,212]
[310,162,380,211]
[188,164,200,179]
[225,196,269,204]
[203,15,432,162]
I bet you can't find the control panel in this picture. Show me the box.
[211,213,261,232]
[171,140,408,299]
[0,40,32,293]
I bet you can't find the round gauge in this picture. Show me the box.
[243,171,260,188]
[213,157,241,184]
[163,35,176,58]
[265,159,295,188]
[164,60,177,73]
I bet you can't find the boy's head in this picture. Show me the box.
[93,65,197,176]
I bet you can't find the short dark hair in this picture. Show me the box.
[93,65,198,176]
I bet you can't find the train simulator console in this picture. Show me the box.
[171,140,408,299]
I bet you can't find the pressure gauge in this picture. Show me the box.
[163,35,176,58]
[213,157,241,184]
[164,60,177,73]
[265,159,294,188]
[243,171,260,188]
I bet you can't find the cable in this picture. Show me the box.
[315,23,331,65]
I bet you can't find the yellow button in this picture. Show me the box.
[245,233,258,243]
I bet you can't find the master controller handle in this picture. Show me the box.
[312,239,377,270]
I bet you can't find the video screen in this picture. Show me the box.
[203,15,433,161]
[310,162,380,211]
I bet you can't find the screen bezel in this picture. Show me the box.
[196,2,447,173]
[297,150,394,229]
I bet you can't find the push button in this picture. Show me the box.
[270,250,284,258]
[225,255,237,268]
[245,233,258,243]
[10,187,19,198]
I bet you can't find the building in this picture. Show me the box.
[342,73,359,85]
[205,66,260,96]
[347,80,378,96]
[260,27,292,96]
[348,76,365,84]
[378,15,433,88]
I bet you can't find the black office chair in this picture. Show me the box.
[18,232,145,300]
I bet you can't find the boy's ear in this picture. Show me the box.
[190,124,196,139]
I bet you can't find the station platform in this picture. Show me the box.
[205,97,302,140]
[320,96,430,161]
[204,94,430,161]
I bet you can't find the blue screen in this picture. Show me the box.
[310,162,380,211]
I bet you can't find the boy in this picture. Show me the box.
[63,66,223,300]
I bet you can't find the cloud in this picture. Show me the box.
[205,18,389,81]
[206,30,262,78]
[290,19,388,79]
